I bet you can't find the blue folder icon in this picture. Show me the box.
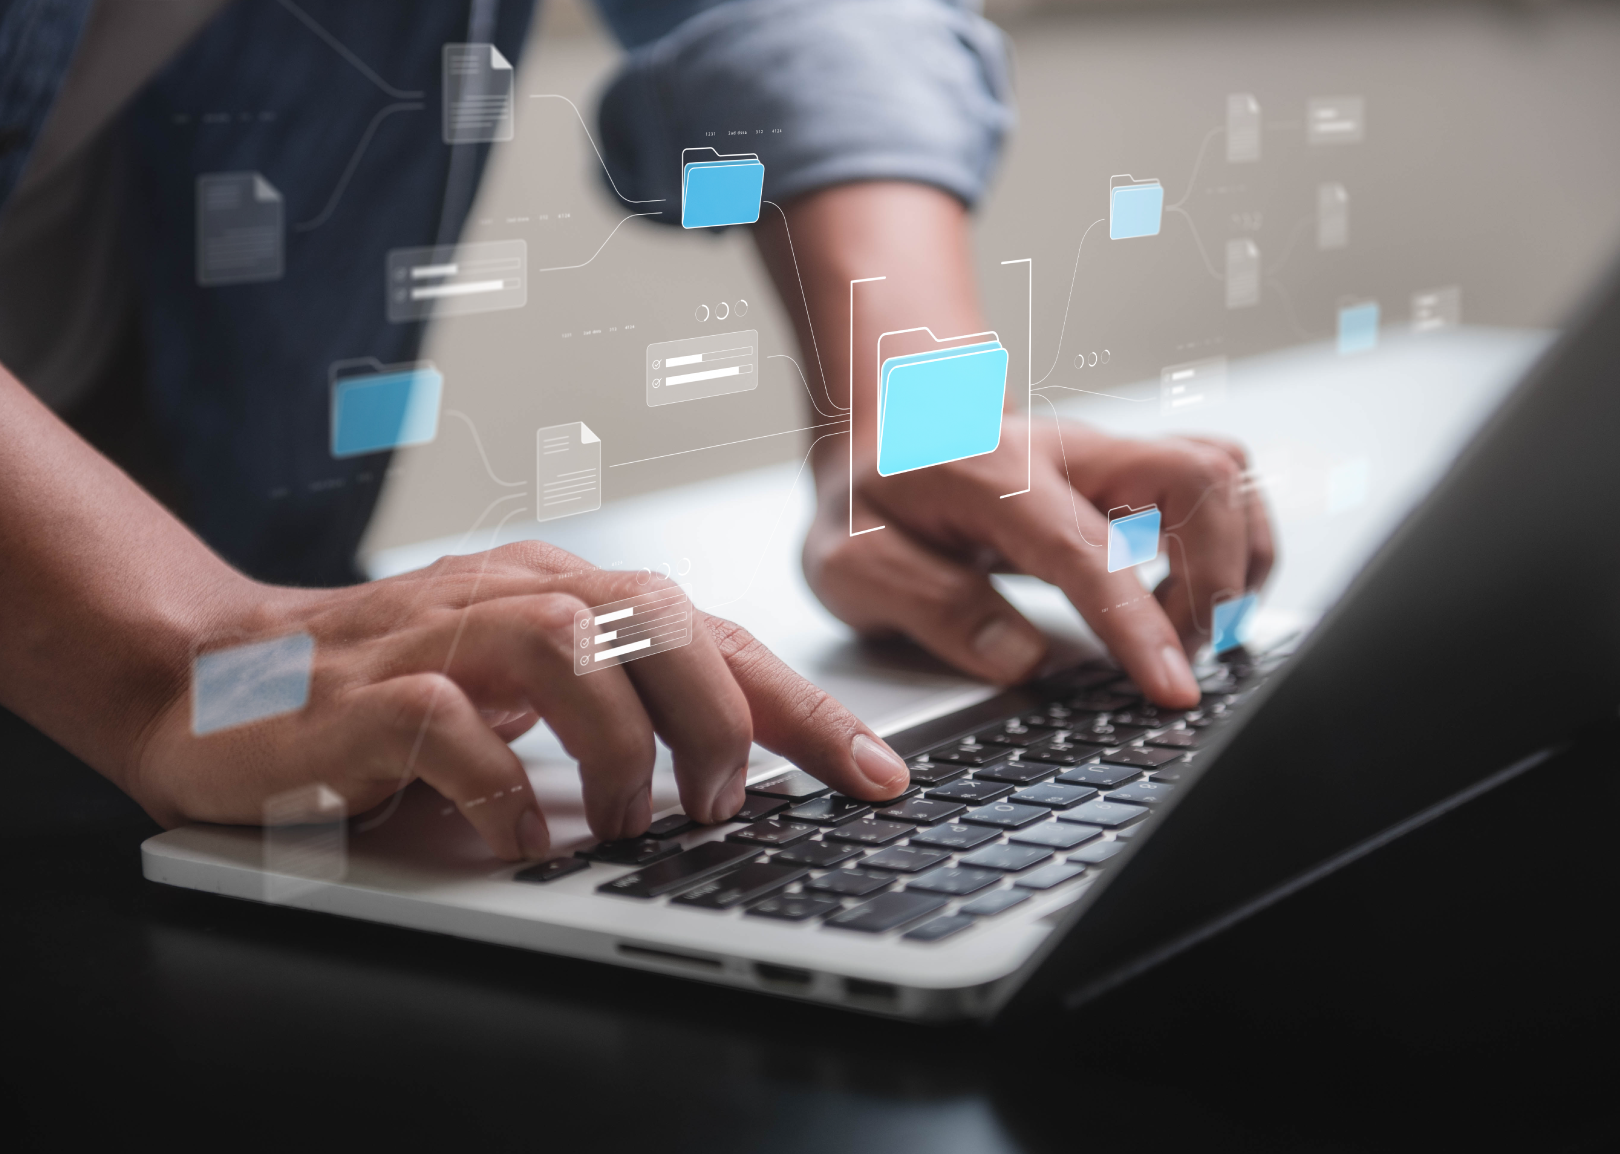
[1110,175,1163,240]
[1337,300,1379,355]
[329,360,443,458]
[681,148,765,229]
[877,338,1008,477]
[1106,506,1161,572]
[1211,591,1258,654]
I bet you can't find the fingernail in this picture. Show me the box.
[972,618,1044,682]
[517,809,549,859]
[1159,644,1201,704]
[619,788,652,838]
[851,733,909,794]
[708,769,746,823]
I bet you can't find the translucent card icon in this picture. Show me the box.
[1337,299,1379,354]
[1227,93,1261,163]
[1160,356,1229,416]
[1109,175,1163,239]
[263,783,346,904]
[646,329,758,406]
[574,584,695,674]
[329,359,443,458]
[1317,182,1349,250]
[1226,238,1260,309]
[876,330,1007,476]
[1412,286,1461,333]
[1308,95,1365,144]
[195,171,283,286]
[387,239,527,323]
[442,43,515,144]
[192,632,314,736]
[537,421,601,522]
[681,147,765,229]
[1106,505,1161,573]
[1211,591,1258,655]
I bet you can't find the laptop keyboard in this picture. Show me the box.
[514,654,1281,944]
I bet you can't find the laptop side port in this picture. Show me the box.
[754,962,814,990]
[617,943,722,970]
[842,977,899,1007]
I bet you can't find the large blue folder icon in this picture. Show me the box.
[877,338,1008,476]
[330,360,443,458]
[1106,505,1161,572]
[1110,174,1163,240]
[681,148,765,229]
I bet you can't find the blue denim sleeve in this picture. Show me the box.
[594,0,1014,221]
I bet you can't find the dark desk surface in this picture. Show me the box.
[5,705,1616,1152]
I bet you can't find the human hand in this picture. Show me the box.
[803,417,1275,707]
[128,542,911,862]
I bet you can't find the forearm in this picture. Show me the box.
[0,368,273,786]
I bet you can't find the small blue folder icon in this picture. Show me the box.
[1211,591,1258,654]
[1106,506,1161,572]
[681,148,765,229]
[1337,300,1379,355]
[1110,175,1163,240]
[877,339,1008,476]
[330,361,443,458]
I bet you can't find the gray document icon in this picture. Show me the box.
[1227,93,1261,163]
[443,43,515,144]
[536,421,601,522]
[196,171,284,286]
[1225,238,1260,309]
[1317,182,1349,250]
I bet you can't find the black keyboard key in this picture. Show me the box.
[733,795,791,822]
[961,802,1049,829]
[1107,780,1175,805]
[1057,763,1141,789]
[645,813,697,839]
[1010,782,1098,809]
[577,838,682,866]
[1110,707,1188,728]
[1150,765,1187,783]
[824,818,915,847]
[977,723,1047,748]
[959,887,1031,917]
[1019,743,1092,767]
[1070,723,1149,745]
[905,759,967,786]
[1014,862,1087,890]
[514,857,590,884]
[726,819,818,848]
[1115,821,1146,838]
[907,866,1003,897]
[745,768,831,801]
[973,760,1056,786]
[783,796,872,826]
[878,798,966,825]
[928,743,1004,767]
[1070,839,1126,864]
[826,891,948,933]
[746,894,842,921]
[958,843,1052,872]
[862,845,952,873]
[773,840,864,868]
[1058,798,1149,828]
[807,869,894,897]
[1101,746,1183,769]
[1145,729,1199,750]
[833,784,920,807]
[671,862,809,909]
[927,778,1013,804]
[598,841,759,898]
[908,823,1001,852]
[1010,820,1102,850]
[904,914,976,942]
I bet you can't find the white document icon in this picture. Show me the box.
[1317,182,1349,250]
[442,43,515,144]
[536,422,601,522]
[1226,238,1260,309]
[1227,93,1261,163]
[196,171,283,286]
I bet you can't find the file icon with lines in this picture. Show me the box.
[681,148,765,229]
[442,43,515,144]
[1109,175,1163,239]
[196,171,283,286]
[536,421,601,522]
[876,333,1008,477]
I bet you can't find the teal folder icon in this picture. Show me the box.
[681,148,765,229]
[1106,505,1161,572]
[1211,591,1258,654]
[329,359,443,458]
[1109,174,1163,240]
[877,337,1008,477]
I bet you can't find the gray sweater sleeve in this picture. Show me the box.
[595,0,1014,222]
